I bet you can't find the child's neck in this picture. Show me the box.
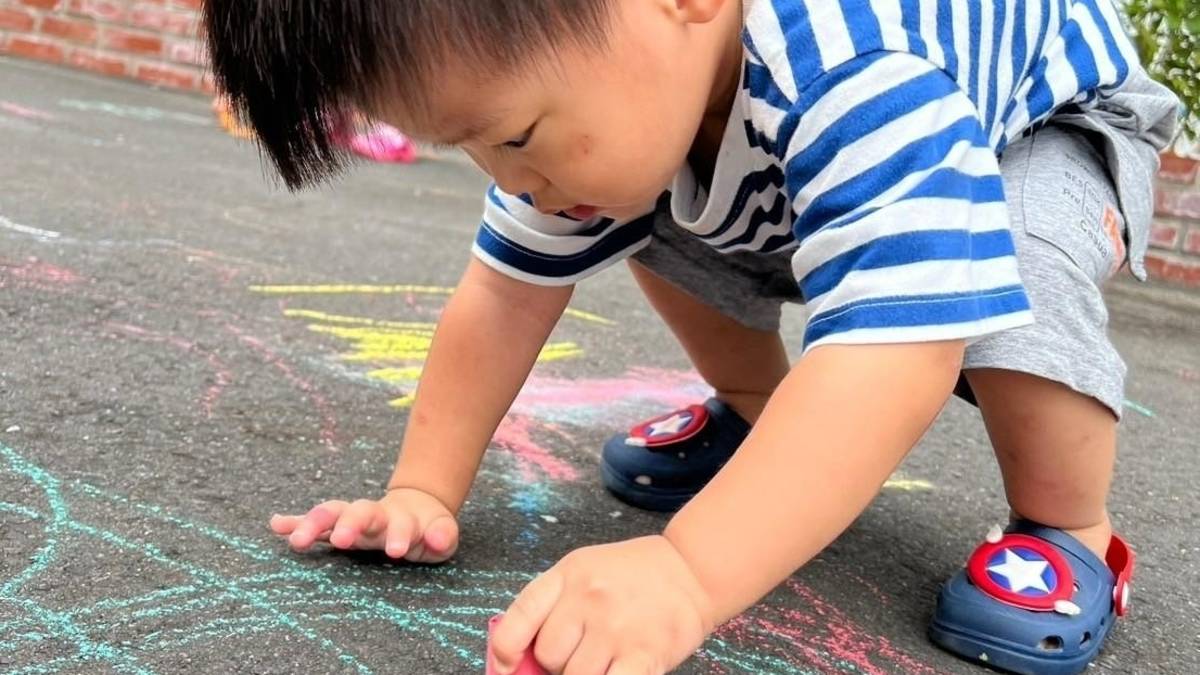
[688,0,744,190]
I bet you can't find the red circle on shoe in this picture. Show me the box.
[627,404,709,448]
[967,534,1075,611]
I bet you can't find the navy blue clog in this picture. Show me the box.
[930,520,1134,674]
[600,398,751,512]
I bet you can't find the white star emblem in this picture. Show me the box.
[988,549,1051,593]
[647,413,692,437]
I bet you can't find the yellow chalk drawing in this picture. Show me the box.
[253,284,615,325]
[882,478,935,492]
[256,287,600,407]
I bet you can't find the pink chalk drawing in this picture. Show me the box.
[513,368,711,425]
[713,579,944,675]
[0,257,83,289]
[493,414,579,482]
[106,323,234,419]
[183,248,243,285]
[488,368,711,482]
[0,101,55,121]
[224,323,341,450]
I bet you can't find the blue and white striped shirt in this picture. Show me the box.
[474,0,1141,350]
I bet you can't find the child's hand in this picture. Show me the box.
[269,488,459,563]
[490,536,714,674]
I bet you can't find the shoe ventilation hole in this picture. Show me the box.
[1080,632,1092,646]
[635,475,653,486]
[1038,636,1064,652]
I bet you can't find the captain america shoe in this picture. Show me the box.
[600,398,751,512]
[929,520,1135,675]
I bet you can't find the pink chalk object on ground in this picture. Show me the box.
[345,123,418,164]
[486,614,547,675]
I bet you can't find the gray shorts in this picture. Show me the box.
[631,69,1179,418]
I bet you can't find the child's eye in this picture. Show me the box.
[501,125,536,149]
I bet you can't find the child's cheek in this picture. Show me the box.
[576,133,595,159]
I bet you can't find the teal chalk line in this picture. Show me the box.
[0,443,881,674]
[1122,399,1156,418]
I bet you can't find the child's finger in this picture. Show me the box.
[491,571,565,673]
[289,502,343,550]
[384,512,416,559]
[330,499,376,549]
[269,514,301,534]
[422,515,458,555]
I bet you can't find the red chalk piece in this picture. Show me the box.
[486,615,547,675]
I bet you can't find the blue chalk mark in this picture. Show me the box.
[0,443,553,672]
[1122,399,1156,418]
[0,501,43,520]
[0,442,907,673]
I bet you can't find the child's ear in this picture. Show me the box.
[670,0,729,24]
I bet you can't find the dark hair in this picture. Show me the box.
[203,0,613,189]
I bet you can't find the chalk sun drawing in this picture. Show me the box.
[249,283,938,492]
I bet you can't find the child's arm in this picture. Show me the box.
[490,340,962,674]
[386,258,573,511]
[664,339,964,624]
[271,257,573,560]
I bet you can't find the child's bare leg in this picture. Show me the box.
[965,368,1116,558]
[629,259,790,423]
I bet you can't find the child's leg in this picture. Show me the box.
[628,259,789,423]
[964,368,1115,559]
[954,122,1131,559]
[602,211,799,511]
[928,123,1140,671]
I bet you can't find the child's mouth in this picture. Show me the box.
[563,205,599,220]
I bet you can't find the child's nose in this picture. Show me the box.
[490,160,548,200]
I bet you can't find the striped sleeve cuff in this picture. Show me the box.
[472,185,656,286]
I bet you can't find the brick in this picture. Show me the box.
[1149,220,1183,250]
[68,0,125,23]
[18,0,61,10]
[134,62,198,89]
[169,0,202,11]
[129,4,196,36]
[1155,188,1200,221]
[199,70,215,94]
[1144,251,1200,287]
[1185,227,1200,256]
[0,7,37,31]
[100,27,161,56]
[3,35,66,62]
[1159,152,1200,184]
[164,38,204,66]
[68,47,126,76]
[41,15,97,44]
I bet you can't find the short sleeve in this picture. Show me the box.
[472,185,656,286]
[782,51,1034,351]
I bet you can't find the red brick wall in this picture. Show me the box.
[0,0,210,92]
[1150,151,1200,287]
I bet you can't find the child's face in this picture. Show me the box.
[380,0,740,221]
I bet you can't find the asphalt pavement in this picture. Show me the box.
[1,57,1197,674]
